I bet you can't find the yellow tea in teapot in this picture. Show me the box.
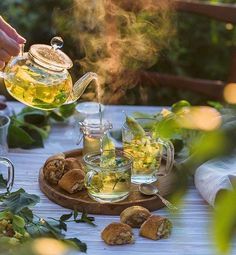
[5,61,72,110]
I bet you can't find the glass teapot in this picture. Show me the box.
[0,37,97,110]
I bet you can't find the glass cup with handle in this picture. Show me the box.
[0,115,14,191]
[83,149,132,203]
[122,118,174,184]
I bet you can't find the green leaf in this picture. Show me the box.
[60,212,73,222]
[213,189,236,254]
[73,210,78,220]
[12,215,26,234]
[100,134,116,168]
[22,112,48,126]
[59,102,76,118]
[21,106,43,114]
[126,115,145,138]
[43,220,65,239]
[2,188,40,214]
[21,127,44,148]
[26,220,64,239]
[0,174,7,189]
[152,114,179,140]
[59,221,67,232]
[18,208,34,223]
[75,212,96,226]
[132,111,154,119]
[171,100,191,113]
[8,125,34,148]
[48,111,65,122]
[208,101,224,111]
[64,238,87,253]
[0,210,12,220]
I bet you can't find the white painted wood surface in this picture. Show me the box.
[5,102,236,255]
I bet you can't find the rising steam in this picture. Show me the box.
[56,0,174,103]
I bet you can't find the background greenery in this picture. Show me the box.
[0,0,236,105]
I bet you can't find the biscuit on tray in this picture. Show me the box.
[43,153,66,184]
[64,157,83,172]
[120,206,151,228]
[58,169,85,194]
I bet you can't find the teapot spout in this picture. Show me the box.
[70,72,98,103]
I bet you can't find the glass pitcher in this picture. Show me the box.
[0,37,97,110]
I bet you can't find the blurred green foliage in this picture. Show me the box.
[0,0,235,105]
[0,0,72,47]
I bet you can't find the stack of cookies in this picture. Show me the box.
[43,153,85,194]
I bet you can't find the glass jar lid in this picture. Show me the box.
[29,37,73,71]
[80,119,113,134]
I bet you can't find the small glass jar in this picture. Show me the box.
[79,119,112,155]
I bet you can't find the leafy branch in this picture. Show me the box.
[0,187,96,253]
[7,103,76,149]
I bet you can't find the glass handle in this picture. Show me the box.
[84,171,95,189]
[0,157,14,191]
[162,139,175,176]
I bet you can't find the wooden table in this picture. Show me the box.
[5,102,236,255]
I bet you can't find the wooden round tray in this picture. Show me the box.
[39,148,178,215]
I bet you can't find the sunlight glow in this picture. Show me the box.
[32,238,69,255]
[223,83,236,104]
[177,106,222,131]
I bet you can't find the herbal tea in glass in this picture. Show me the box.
[122,117,174,184]
[84,150,132,203]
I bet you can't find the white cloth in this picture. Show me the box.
[194,156,236,206]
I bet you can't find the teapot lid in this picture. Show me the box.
[29,37,73,71]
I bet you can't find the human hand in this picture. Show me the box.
[0,16,26,69]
